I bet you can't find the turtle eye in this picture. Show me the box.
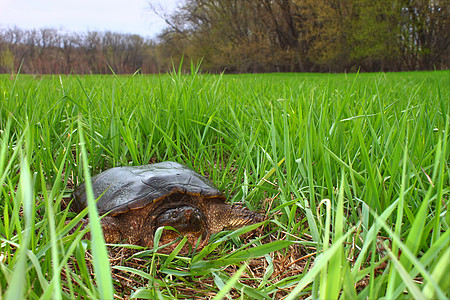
[171,211,178,219]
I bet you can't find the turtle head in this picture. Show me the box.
[155,205,207,236]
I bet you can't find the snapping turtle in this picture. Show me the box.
[73,161,263,252]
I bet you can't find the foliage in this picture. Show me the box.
[0,68,449,298]
[0,47,14,74]
[156,0,449,72]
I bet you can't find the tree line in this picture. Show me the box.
[156,0,449,72]
[1,0,449,74]
[0,28,160,74]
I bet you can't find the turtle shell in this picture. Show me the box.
[73,161,224,216]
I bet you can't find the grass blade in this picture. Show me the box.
[285,228,355,299]
[5,154,33,299]
[77,118,114,299]
[213,264,246,300]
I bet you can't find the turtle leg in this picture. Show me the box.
[68,216,124,243]
[100,216,124,244]
[208,203,264,234]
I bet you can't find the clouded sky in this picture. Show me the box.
[0,0,178,38]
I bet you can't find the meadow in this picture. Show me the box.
[0,67,448,299]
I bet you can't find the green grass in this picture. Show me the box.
[0,68,449,299]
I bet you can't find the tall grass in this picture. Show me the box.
[0,68,448,298]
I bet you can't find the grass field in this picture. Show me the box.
[0,68,449,299]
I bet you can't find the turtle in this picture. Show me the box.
[72,161,264,252]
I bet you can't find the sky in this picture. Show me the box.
[0,0,179,39]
